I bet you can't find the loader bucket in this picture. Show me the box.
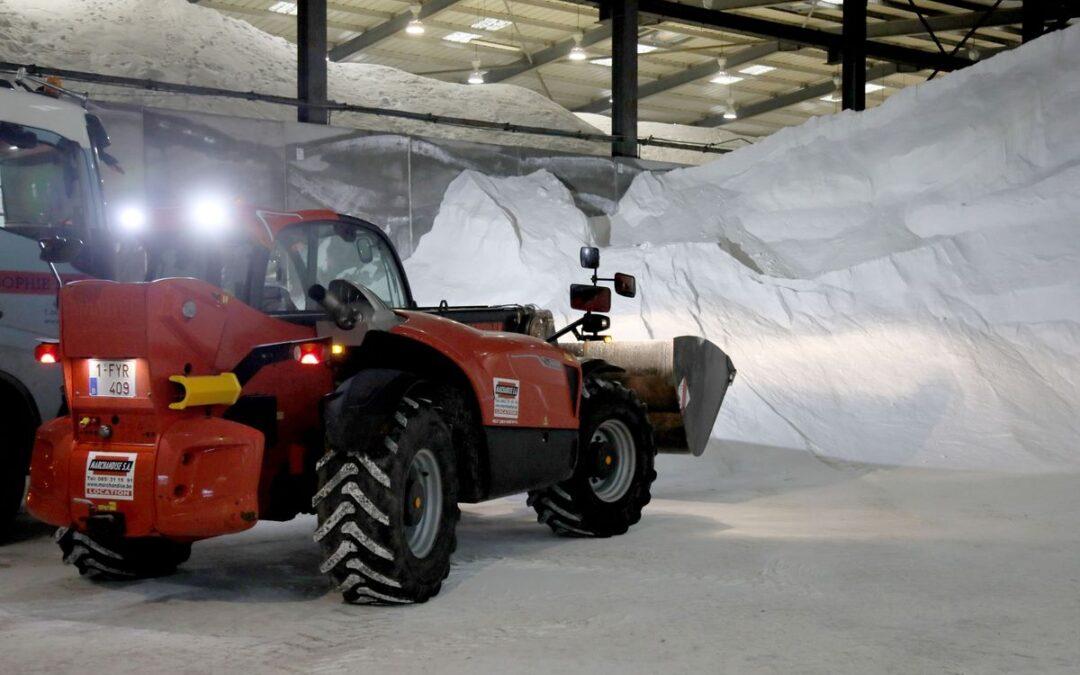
[565,336,736,455]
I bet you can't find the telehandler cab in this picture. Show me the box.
[27,204,735,603]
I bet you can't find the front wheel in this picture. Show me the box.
[529,377,656,537]
[314,382,459,604]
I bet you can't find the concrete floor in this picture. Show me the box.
[0,443,1077,674]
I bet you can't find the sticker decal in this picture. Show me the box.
[493,378,521,421]
[85,452,137,501]
[678,377,691,412]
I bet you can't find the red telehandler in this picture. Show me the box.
[27,205,735,603]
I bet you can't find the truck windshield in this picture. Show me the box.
[0,122,92,236]
[264,222,409,311]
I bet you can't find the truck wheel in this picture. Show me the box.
[56,528,191,579]
[0,409,34,538]
[314,388,459,604]
[528,378,656,537]
[0,466,25,537]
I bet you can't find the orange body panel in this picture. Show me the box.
[27,277,331,538]
[391,311,580,429]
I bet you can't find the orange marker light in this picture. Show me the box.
[35,343,59,364]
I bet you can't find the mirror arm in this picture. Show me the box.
[547,316,585,344]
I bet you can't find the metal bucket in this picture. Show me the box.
[563,336,736,455]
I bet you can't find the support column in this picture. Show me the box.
[841,0,867,112]
[298,0,329,124]
[1022,0,1045,42]
[610,0,639,158]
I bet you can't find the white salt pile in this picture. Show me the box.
[408,26,1080,472]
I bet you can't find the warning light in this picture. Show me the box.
[35,342,59,364]
[330,343,345,356]
[293,342,325,365]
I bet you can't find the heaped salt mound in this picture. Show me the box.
[406,170,590,313]
[408,28,1080,472]
[0,0,597,153]
[613,26,1080,278]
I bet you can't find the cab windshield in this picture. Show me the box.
[263,221,409,311]
[0,122,93,237]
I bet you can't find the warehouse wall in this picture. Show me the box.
[93,102,680,258]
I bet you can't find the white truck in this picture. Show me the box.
[0,78,112,533]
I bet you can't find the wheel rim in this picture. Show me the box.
[404,448,443,559]
[588,419,637,502]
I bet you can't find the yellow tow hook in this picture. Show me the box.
[168,373,242,410]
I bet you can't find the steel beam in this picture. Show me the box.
[574,40,781,114]
[329,0,462,62]
[842,0,867,111]
[485,23,613,83]
[611,0,640,158]
[1022,0,1046,42]
[630,0,970,71]
[298,0,329,124]
[695,62,899,127]
[865,7,1024,38]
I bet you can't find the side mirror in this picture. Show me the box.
[570,284,611,313]
[580,246,600,270]
[38,236,84,264]
[356,241,374,264]
[614,272,636,298]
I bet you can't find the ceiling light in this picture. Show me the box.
[820,93,841,102]
[268,1,297,16]
[710,73,744,85]
[819,0,844,5]
[405,4,424,35]
[723,107,737,120]
[569,33,587,61]
[471,17,512,32]
[443,31,481,44]
[865,83,885,93]
[739,64,776,76]
[468,60,485,85]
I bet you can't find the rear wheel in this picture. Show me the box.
[0,409,35,538]
[56,528,191,579]
[314,385,459,604]
[529,377,656,537]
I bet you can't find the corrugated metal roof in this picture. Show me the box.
[199,0,1027,138]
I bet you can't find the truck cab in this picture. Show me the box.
[0,82,109,531]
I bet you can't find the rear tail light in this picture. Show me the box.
[35,342,59,364]
[293,342,326,366]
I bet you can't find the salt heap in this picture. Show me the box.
[408,26,1080,473]
[0,0,597,152]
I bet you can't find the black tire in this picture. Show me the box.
[56,528,191,579]
[0,465,26,538]
[0,414,34,539]
[314,385,459,604]
[528,377,656,537]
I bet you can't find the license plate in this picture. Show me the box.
[88,359,137,398]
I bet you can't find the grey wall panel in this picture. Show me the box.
[89,103,681,262]
[283,125,412,255]
[141,109,288,211]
